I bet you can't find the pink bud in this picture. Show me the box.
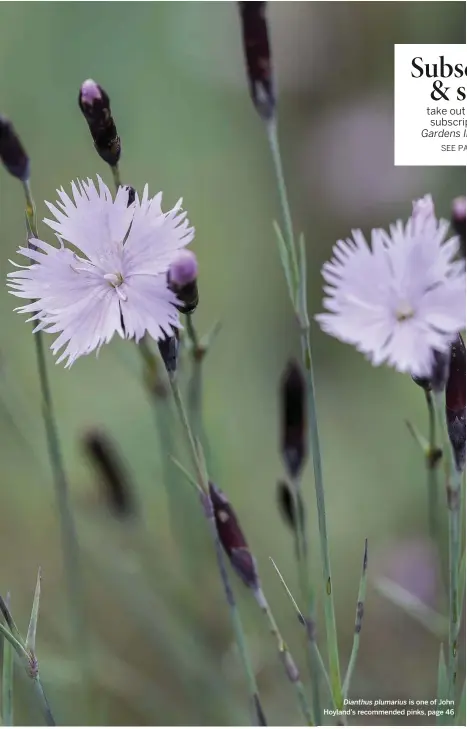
[169,250,198,287]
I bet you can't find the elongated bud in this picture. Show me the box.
[208,482,260,590]
[82,429,137,518]
[451,196,466,255]
[0,116,30,181]
[446,334,466,471]
[158,330,180,374]
[280,360,307,479]
[238,2,275,121]
[276,480,304,531]
[78,79,121,166]
[168,251,199,315]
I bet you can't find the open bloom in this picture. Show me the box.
[315,196,466,377]
[7,176,194,367]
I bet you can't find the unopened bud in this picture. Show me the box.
[0,116,30,181]
[168,250,199,315]
[238,2,275,121]
[209,482,260,590]
[82,429,137,518]
[280,360,307,479]
[451,196,466,255]
[446,334,466,472]
[158,330,179,374]
[276,480,304,532]
[78,79,121,166]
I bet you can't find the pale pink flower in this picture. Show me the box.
[7,176,194,367]
[316,197,466,377]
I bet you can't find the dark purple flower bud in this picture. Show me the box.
[82,429,137,518]
[158,330,180,374]
[430,348,451,393]
[168,251,199,315]
[451,196,466,254]
[0,116,30,181]
[124,185,136,207]
[446,334,466,471]
[208,482,259,590]
[78,79,121,166]
[238,2,275,121]
[280,360,307,479]
[276,480,304,532]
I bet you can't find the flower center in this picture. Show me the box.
[395,300,414,321]
[104,272,127,301]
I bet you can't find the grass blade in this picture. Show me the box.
[437,644,449,726]
[343,539,368,698]
[26,568,41,655]
[2,594,13,726]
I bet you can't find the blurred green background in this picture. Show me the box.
[0,2,465,725]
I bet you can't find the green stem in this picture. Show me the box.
[266,118,342,709]
[342,539,368,698]
[111,164,122,189]
[433,391,461,702]
[21,181,87,677]
[254,588,314,726]
[2,628,14,725]
[168,374,266,726]
[291,478,322,723]
[265,120,299,299]
[301,329,342,707]
[33,678,56,726]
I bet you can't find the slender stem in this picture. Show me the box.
[185,315,209,460]
[111,164,122,189]
[433,391,461,702]
[301,330,342,707]
[168,373,266,726]
[290,478,322,723]
[342,539,368,698]
[21,181,87,675]
[265,120,299,298]
[2,628,14,725]
[425,390,440,540]
[254,588,314,726]
[266,118,343,708]
[33,678,56,726]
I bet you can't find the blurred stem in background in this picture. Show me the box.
[167,372,267,726]
[21,179,88,705]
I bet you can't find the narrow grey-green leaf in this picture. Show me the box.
[455,679,465,725]
[437,644,449,725]
[297,233,310,327]
[273,221,295,306]
[26,568,41,655]
[2,594,13,725]
[457,549,465,626]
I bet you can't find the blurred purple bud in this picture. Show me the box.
[280,360,307,479]
[168,251,199,315]
[430,348,451,394]
[209,482,260,590]
[78,79,121,166]
[451,196,466,254]
[82,428,138,518]
[238,2,275,121]
[169,250,198,287]
[276,480,304,532]
[0,116,30,181]
[158,330,180,374]
[446,334,466,472]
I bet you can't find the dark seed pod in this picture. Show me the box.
[446,334,466,471]
[208,482,259,590]
[0,116,30,181]
[82,429,137,518]
[276,480,304,531]
[78,79,121,166]
[237,2,275,121]
[451,196,466,255]
[158,330,180,374]
[280,360,307,479]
